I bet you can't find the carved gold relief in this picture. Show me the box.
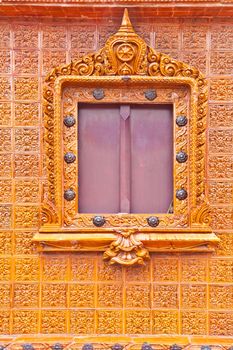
[103,228,150,266]
[62,85,189,230]
[35,9,219,264]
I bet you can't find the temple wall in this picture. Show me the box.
[0,14,233,341]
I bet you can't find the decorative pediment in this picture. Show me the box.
[47,9,200,81]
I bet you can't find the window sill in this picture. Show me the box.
[33,230,219,256]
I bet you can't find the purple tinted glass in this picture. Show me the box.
[78,103,173,214]
[130,104,173,213]
[78,104,120,213]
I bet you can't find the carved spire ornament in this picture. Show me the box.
[35,9,219,265]
[103,8,148,75]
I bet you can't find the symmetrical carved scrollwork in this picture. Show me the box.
[38,9,218,265]
[103,228,150,265]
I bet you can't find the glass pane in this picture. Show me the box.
[78,103,120,213]
[130,104,173,213]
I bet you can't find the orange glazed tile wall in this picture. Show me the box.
[0,15,233,339]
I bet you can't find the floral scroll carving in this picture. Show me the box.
[36,9,219,264]
[103,229,150,266]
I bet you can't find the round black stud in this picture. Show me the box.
[82,344,93,350]
[22,345,34,350]
[64,152,76,164]
[170,345,182,350]
[64,189,76,201]
[176,115,188,127]
[144,90,157,101]
[147,216,159,227]
[64,115,76,127]
[52,344,63,350]
[141,343,153,350]
[176,151,188,163]
[121,76,131,82]
[176,188,188,200]
[93,89,105,100]
[111,345,123,350]
[93,215,105,227]
[201,346,211,350]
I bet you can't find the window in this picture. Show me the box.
[78,103,173,214]
[35,9,219,265]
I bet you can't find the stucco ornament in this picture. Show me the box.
[35,9,219,265]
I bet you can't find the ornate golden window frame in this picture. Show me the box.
[34,9,219,265]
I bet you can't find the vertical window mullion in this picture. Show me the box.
[119,104,131,213]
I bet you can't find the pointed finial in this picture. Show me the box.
[118,8,135,34]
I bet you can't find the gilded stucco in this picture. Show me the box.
[0,13,233,343]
